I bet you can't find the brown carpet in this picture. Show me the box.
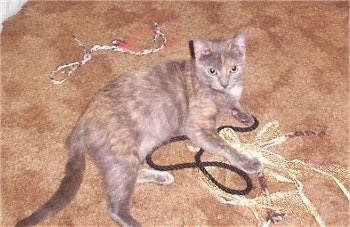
[1,1,349,226]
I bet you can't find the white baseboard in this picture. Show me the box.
[1,0,28,33]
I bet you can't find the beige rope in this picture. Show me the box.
[189,121,349,226]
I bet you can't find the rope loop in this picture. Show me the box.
[146,116,259,196]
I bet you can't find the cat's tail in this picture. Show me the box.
[16,126,86,227]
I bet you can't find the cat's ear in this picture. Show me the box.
[228,33,246,57]
[192,40,211,58]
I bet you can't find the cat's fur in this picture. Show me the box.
[16,34,263,226]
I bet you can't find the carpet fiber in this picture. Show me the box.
[1,1,349,226]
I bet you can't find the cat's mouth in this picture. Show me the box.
[215,86,231,94]
[222,84,235,92]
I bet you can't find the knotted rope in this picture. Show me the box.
[49,22,167,85]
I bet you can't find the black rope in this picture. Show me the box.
[146,116,259,196]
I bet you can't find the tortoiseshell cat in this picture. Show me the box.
[16,34,263,226]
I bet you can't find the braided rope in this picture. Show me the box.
[49,22,167,85]
[146,116,259,196]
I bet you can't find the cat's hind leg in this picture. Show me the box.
[136,137,174,185]
[137,168,174,185]
[106,157,140,226]
[96,146,141,227]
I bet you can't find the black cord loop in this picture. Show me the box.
[146,116,259,196]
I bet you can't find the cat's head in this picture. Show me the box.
[192,34,246,98]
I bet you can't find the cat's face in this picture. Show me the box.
[192,34,246,98]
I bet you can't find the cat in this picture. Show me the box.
[16,34,263,226]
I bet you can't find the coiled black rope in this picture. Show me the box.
[146,116,259,196]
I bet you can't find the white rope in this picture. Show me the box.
[49,22,167,85]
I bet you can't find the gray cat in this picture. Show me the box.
[16,34,263,226]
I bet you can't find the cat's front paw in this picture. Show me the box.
[232,111,255,127]
[241,114,255,127]
[241,157,263,174]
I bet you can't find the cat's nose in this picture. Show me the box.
[220,77,229,88]
[221,83,229,88]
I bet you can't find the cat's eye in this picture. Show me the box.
[230,65,240,74]
[207,68,218,76]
